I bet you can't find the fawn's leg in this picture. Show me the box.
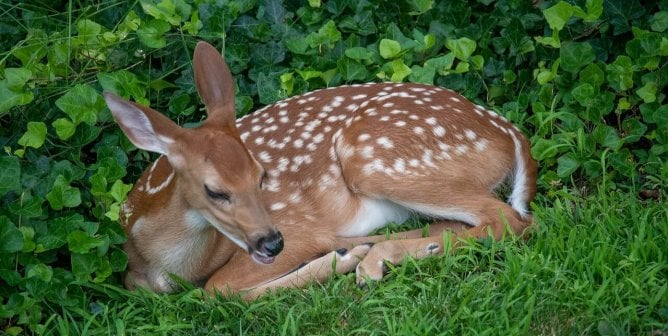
[242,244,371,300]
[354,196,531,286]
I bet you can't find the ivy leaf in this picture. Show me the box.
[46,175,82,210]
[76,19,102,44]
[109,249,129,272]
[572,83,595,106]
[560,42,595,73]
[137,19,171,49]
[18,122,47,149]
[337,58,368,81]
[98,70,146,100]
[345,47,375,61]
[557,153,581,177]
[379,39,402,59]
[445,37,476,61]
[543,1,574,31]
[390,60,412,82]
[579,63,605,87]
[67,230,104,254]
[0,156,21,196]
[603,0,645,35]
[0,216,23,253]
[409,65,435,84]
[636,82,657,103]
[4,68,32,90]
[52,118,76,140]
[110,180,133,203]
[0,68,34,114]
[593,125,622,150]
[406,0,433,15]
[606,56,634,91]
[261,0,287,25]
[71,253,98,281]
[650,11,668,32]
[56,84,105,125]
[140,0,183,25]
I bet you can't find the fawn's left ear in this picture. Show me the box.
[193,41,236,129]
[104,92,183,156]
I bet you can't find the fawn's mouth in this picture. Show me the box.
[251,250,275,264]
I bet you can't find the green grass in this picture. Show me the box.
[27,190,666,335]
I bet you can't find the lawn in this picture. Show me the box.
[1,0,667,335]
[34,190,668,335]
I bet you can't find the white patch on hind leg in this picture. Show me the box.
[338,198,411,237]
[395,201,480,227]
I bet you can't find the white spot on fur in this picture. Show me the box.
[464,129,477,140]
[433,126,446,137]
[270,203,286,211]
[358,134,371,142]
[376,137,394,149]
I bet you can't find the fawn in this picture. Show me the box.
[104,41,536,299]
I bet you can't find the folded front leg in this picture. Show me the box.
[244,244,371,300]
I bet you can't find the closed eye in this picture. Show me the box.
[260,170,267,189]
[205,185,231,203]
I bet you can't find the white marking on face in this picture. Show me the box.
[145,164,174,195]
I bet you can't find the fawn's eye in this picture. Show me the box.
[260,170,267,189]
[205,185,231,203]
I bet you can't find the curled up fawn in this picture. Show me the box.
[103,41,537,299]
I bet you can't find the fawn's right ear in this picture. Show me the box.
[193,41,236,129]
[104,92,182,155]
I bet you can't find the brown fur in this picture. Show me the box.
[106,42,537,298]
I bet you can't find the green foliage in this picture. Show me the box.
[0,0,666,333]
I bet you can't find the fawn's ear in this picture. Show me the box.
[193,41,236,129]
[104,92,182,155]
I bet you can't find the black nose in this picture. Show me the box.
[258,231,284,257]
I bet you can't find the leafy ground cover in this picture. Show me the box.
[1,0,667,334]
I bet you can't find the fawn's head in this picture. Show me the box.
[104,42,283,265]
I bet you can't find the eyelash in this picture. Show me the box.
[205,185,230,202]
